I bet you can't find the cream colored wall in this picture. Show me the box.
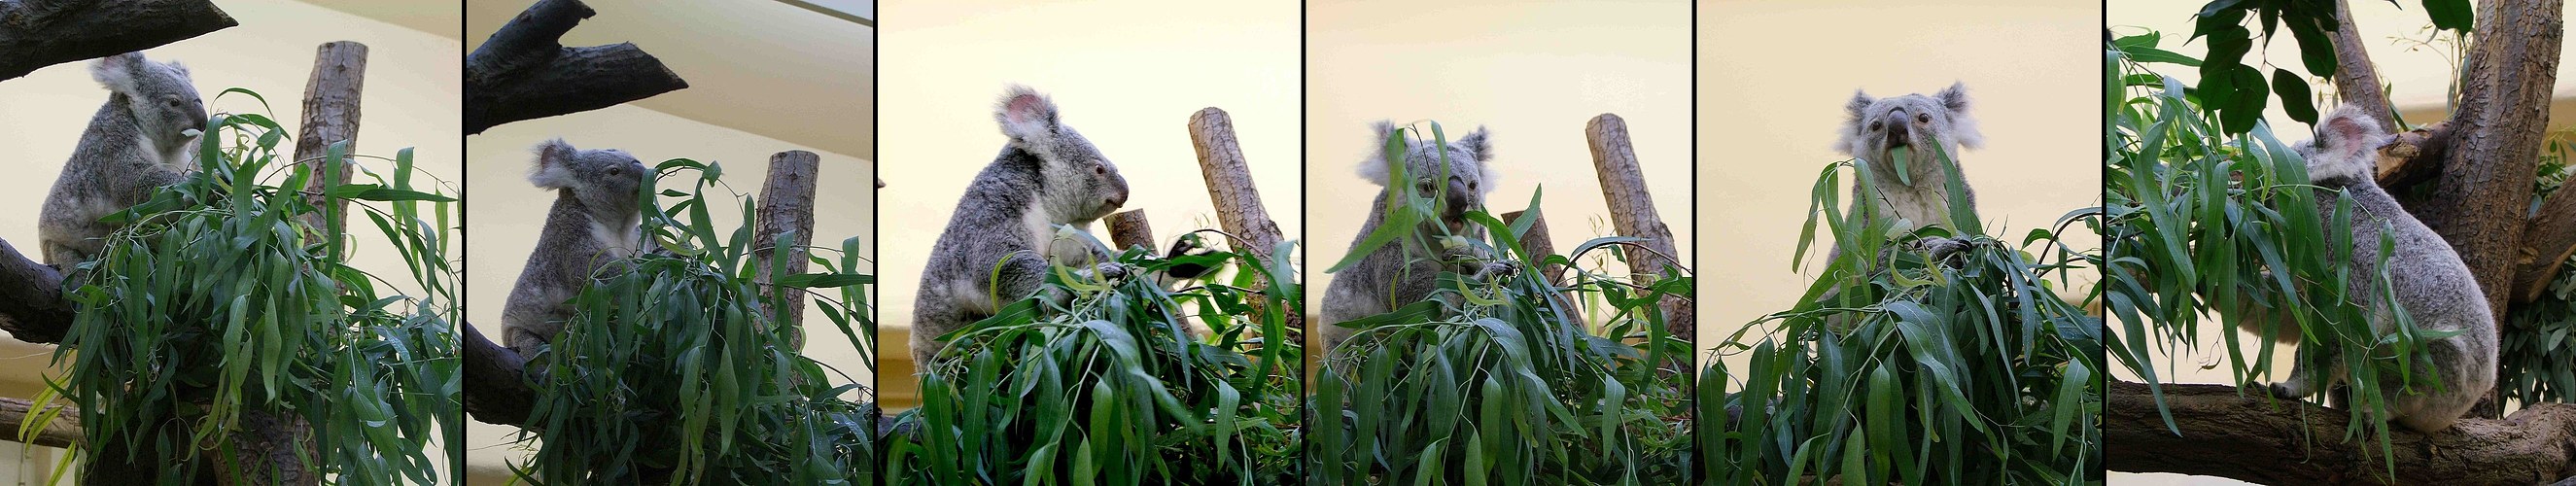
[876,0,1304,408]
[1697,0,2100,371]
[0,0,461,481]
[461,103,875,481]
[1305,0,1695,341]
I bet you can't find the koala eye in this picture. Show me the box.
[1915,114,1931,123]
[1094,162,1106,175]
[606,166,624,177]
[1868,121,1883,131]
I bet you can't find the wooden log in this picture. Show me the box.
[1108,210,1154,252]
[0,398,81,449]
[754,151,819,349]
[1189,108,1284,260]
[0,0,238,81]
[461,323,533,427]
[1502,210,1562,284]
[2106,380,2576,484]
[465,0,688,134]
[1584,114,1691,338]
[0,239,71,344]
[293,41,367,241]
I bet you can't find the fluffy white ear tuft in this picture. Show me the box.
[1938,82,1970,115]
[1455,126,1492,163]
[1358,121,1404,186]
[2307,104,2389,182]
[90,52,145,94]
[993,85,1062,150]
[530,138,578,189]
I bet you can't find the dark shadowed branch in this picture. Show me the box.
[465,0,688,134]
[0,0,237,81]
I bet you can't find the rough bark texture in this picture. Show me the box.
[754,151,819,349]
[1584,114,1691,338]
[465,0,688,134]
[1189,108,1285,261]
[294,42,366,251]
[2373,122,2456,191]
[2330,0,2394,131]
[0,239,72,344]
[462,323,532,428]
[2413,0,2562,320]
[2518,188,2576,303]
[0,0,237,81]
[0,398,81,449]
[1108,210,1154,253]
[2106,381,2576,484]
[1502,210,1562,285]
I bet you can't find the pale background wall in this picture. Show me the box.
[460,1,875,482]
[1696,0,2100,371]
[876,0,1303,409]
[1305,0,1695,346]
[0,0,462,481]
[2107,1,2576,484]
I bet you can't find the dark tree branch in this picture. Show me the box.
[2516,187,2576,303]
[0,0,237,81]
[465,0,688,134]
[0,239,72,344]
[462,322,532,428]
[2107,381,2576,484]
[2330,0,2394,132]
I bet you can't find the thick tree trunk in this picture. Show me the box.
[465,0,688,134]
[2414,0,2563,322]
[2106,381,2576,484]
[754,151,819,350]
[293,42,367,240]
[0,0,237,81]
[1585,114,1692,338]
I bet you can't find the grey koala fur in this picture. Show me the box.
[1830,82,1984,260]
[502,138,650,357]
[911,87,1133,367]
[1317,121,1508,357]
[2247,104,2495,434]
[39,52,208,267]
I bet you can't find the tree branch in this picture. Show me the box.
[465,0,688,134]
[2516,187,2576,303]
[0,239,72,344]
[461,322,532,428]
[0,0,237,81]
[1585,114,1691,338]
[753,151,818,348]
[2329,0,2394,131]
[0,398,81,449]
[2107,381,2576,484]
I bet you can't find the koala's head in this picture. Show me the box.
[2293,105,2392,186]
[92,52,207,151]
[1359,121,1494,225]
[530,138,648,223]
[995,86,1128,223]
[1835,82,1982,171]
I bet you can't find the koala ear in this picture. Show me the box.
[1938,82,1970,115]
[1845,89,1873,121]
[90,52,145,93]
[2315,105,2388,156]
[1358,121,1402,186]
[1455,126,1492,163]
[529,138,578,189]
[994,86,1062,150]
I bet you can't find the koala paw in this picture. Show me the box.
[1089,262,1134,281]
[1908,236,1969,262]
[1475,259,1522,281]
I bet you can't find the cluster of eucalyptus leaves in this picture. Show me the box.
[887,230,1305,485]
[1701,107,2101,483]
[1309,122,1692,485]
[40,87,461,485]
[512,159,877,484]
[2105,33,2456,477]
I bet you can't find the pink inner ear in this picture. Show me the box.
[1006,95,1043,124]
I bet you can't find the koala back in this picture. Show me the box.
[37,52,208,266]
[913,87,1131,362]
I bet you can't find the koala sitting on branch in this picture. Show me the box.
[1317,121,1514,356]
[910,87,1135,367]
[501,139,650,357]
[2249,104,2496,434]
[1830,82,1983,262]
[39,52,208,267]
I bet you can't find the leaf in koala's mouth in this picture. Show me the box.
[1890,146,1913,186]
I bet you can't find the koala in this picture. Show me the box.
[502,139,650,357]
[1830,82,1984,261]
[1317,121,1507,356]
[38,52,208,267]
[2244,105,2496,434]
[911,87,1132,367]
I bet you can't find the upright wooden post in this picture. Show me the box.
[1187,108,1303,338]
[1502,210,1563,285]
[1108,210,1155,252]
[754,151,819,349]
[1584,113,1691,339]
[294,41,366,239]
